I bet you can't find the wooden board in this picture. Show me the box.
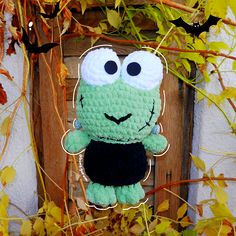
[38,22,67,206]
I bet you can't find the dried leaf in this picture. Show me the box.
[0,166,16,187]
[129,223,145,235]
[8,24,19,40]
[0,116,11,136]
[180,216,192,228]
[177,203,187,220]
[56,63,68,87]
[157,199,169,213]
[115,0,122,8]
[196,204,203,217]
[76,197,88,211]
[61,8,72,36]
[0,69,13,80]
[20,220,32,236]
[0,27,4,63]
[0,83,7,105]
[191,154,206,172]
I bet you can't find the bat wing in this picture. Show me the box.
[35,43,59,53]
[199,15,221,34]
[21,27,32,50]
[170,18,195,35]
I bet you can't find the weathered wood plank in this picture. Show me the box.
[38,22,67,206]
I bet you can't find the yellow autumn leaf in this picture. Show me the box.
[232,60,236,71]
[157,199,169,213]
[33,217,45,236]
[210,203,233,218]
[106,8,122,29]
[76,197,88,211]
[220,225,233,235]
[20,220,32,236]
[0,166,16,187]
[0,116,11,136]
[217,173,228,188]
[180,216,192,228]
[177,203,187,220]
[179,52,205,64]
[50,206,61,223]
[214,186,228,204]
[191,154,206,172]
[220,87,236,101]
[115,0,122,8]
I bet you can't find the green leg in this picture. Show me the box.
[86,182,117,207]
[115,182,145,205]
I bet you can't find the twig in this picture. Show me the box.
[146,177,236,196]
[213,64,236,113]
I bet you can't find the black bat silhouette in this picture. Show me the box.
[21,28,58,54]
[39,1,60,19]
[170,15,221,37]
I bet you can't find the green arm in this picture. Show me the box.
[142,134,168,154]
[64,130,90,153]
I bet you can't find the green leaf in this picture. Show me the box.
[115,0,122,8]
[180,52,205,64]
[210,203,233,218]
[0,166,16,187]
[203,70,211,83]
[196,88,205,102]
[106,8,121,29]
[183,229,197,236]
[182,59,191,73]
[214,186,228,204]
[191,154,206,171]
[208,42,229,51]
[207,56,217,64]
[232,60,236,71]
[177,203,187,220]
[205,0,227,18]
[20,220,32,236]
[220,87,236,101]
[155,219,171,234]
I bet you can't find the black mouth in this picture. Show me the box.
[104,113,132,125]
[138,99,155,132]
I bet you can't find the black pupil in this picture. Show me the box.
[104,60,118,75]
[127,62,141,76]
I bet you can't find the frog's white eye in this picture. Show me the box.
[81,48,121,86]
[121,51,163,90]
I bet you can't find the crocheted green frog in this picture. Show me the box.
[64,48,167,207]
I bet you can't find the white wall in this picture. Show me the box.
[189,11,236,218]
[0,14,37,232]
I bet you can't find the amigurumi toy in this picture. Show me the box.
[63,48,168,207]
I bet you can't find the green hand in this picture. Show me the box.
[64,130,90,153]
[142,134,168,154]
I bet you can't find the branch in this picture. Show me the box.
[146,177,236,196]
[61,32,236,61]
[213,64,236,113]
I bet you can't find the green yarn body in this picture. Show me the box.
[77,79,161,144]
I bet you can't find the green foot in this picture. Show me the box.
[86,182,117,207]
[115,182,145,205]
